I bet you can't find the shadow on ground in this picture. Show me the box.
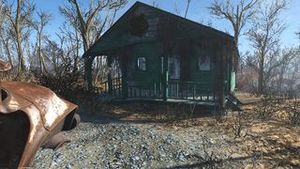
[77,101,222,124]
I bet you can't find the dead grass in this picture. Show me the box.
[86,96,300,168]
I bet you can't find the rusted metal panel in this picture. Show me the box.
[0,60,80,168]
[1,81,78,131]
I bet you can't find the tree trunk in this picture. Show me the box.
[1,37,13,68]
[82,31,93,89]
[15,0,26,72]
[258,55,264,94]
[37,31,47,73]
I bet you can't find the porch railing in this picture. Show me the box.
[96,77,123,98]
[128,82,163,98]
[96,78,217,102]
[168,80,216,102]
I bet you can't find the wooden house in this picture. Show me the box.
[84,2,238,110]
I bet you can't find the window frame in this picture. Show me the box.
[198,55,211,71]
[136,56,147,71]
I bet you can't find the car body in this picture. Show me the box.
[0,60,80,168]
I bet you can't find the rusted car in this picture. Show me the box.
[0,59,80,168]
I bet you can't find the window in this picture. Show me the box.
[168,57,180,79]
[198,55,211,71]
[137,57,147,71]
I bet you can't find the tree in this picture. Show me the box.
[208,0,259,69]
[0,0,13,66]
[247,0,288,94]
[151,1,159,8]
[0,35,14,67]
[173,2,181,16]
[32,11,52,73]
[60,0,127,89]
[0,0,6,28]
[55,23,82,73]
[184,0,192,18]
[5,0,35,72]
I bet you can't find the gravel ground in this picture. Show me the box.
[32,102,300,169]
[32,113,234,169]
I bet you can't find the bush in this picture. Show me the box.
[36,70,84,102]
[287,99,300,125]
[0,69,37,83]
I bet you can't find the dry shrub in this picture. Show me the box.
[232,112,243,138]
[252,95,300,124]
[0,69,37,83]
[36,70,84,102]
[254,96,283,120]
[286,99,300,125]
[230,111,249,138]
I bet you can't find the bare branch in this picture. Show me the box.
[4,0,35,72]
[208,0,259,69]
[247,0,288,94]
[184,0,192,18]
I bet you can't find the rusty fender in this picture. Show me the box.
[0,60,80,168]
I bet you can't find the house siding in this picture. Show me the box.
[127,42,162,85]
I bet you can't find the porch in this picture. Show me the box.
[95,77,219,105]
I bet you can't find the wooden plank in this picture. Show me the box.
[155,83,157,97]
[193,84,195,100]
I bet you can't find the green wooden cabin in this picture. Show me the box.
[84,2,237,109]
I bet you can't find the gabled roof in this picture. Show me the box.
[84,1,233,57]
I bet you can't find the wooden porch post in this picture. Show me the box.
[214,42,226,112]
[226,40,232,93]
[84,56,94,90]
[121,55,128,99]
[107,56,113,95]
[219,45,226,109]
[163,55,169,101]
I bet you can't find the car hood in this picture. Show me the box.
[0,81,78,131]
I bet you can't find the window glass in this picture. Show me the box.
[198,55,210,71]
[137,57,146,71]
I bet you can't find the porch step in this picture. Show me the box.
[226,93,242,111]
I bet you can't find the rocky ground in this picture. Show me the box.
[32,100,300,169]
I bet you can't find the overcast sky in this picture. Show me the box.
[14,0,300,53]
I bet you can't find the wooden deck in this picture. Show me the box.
[112,98,218,107]
[95,77,219,105]
[94,77,243,111]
